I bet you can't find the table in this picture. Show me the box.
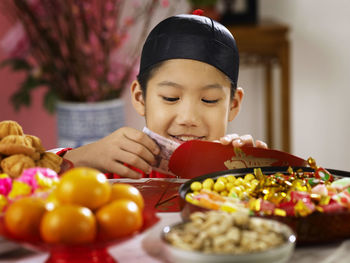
[227,20,290,152]
[1,212,350,263]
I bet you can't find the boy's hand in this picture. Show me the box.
[219,133,268,149]
[64,127,160,179]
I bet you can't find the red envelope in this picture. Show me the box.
[169,141,307,179]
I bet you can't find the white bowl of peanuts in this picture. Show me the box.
[161,210,296,263]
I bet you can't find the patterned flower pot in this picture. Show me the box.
[56,99,125,148]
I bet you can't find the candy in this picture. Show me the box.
[187,163,350,217]
[331,189,350,207]
[202,178,214,190]
[190,181,202,192]
[213,181,225,192]
[331,178,350,190]
[315,168,333,182]
[274,208,287,217]
[311,184,328,196]
[294,200,314,217]
[225,182,234,191]
[17,167,59,193]
[0,173,12,196]
[7,181,32,199]
[220,201,238,212]
[319,200,345,213]
[226,175,236,183]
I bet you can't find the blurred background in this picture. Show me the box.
[0,0,349,171]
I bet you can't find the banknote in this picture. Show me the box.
[143,127,180,175]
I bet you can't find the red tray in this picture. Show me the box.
[0,208,159,263]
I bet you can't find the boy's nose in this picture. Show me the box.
[176,102,201,127]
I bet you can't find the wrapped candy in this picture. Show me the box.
[331,188,350,208]
[311,184,328,196]
[319,199,345,213]
[314,168,334,182]
[188,160,350,217]
[294,200,315,217]
[331,178,350,191]
[0,173,12,196]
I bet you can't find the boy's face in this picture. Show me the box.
[132,59,243,143]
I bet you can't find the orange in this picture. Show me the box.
[110,183,144,210]
[45,188,61,211]
[4,197,46,240]
[55,167,111,210]
[40,204,96,244]
[96,199,142,240]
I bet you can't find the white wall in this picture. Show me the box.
[258,0,350,171]
[124,0,350,171]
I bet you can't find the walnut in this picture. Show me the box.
[0,120,24,140]
[1,154,35,178]
[166,211,286,254]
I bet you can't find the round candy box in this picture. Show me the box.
[179,166,350,245]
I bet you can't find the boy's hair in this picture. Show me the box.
[137,14,239,98]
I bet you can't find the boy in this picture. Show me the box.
[62,13,267,178]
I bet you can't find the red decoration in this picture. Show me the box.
[192,9,204,16]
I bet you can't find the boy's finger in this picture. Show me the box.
[112,149,153,175]
[221,133,239,141]
[119,137,157,166]
[256,140,268,149]
[231,139,243,147]
[219,134,240,145]
[124,129,160,155]
[239,134,254,147]
[107,160,143,179]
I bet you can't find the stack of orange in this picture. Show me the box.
[4,167,144,244]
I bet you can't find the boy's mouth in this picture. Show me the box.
[170,135,205,144]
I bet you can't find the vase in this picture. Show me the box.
[56,99,125,148]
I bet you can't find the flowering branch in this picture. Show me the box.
[0,0,177,113]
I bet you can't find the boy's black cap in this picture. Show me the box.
[139,14,239,87]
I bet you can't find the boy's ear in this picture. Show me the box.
[228,87,244,122]
[131,80,145,116]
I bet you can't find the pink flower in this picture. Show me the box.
[107,72,117,83]
[89,33,99,48]
[105,18,115,30]
[105,1,115,12]
[0,0,176,108]
[88,78,98,91]
[95,64,104,75]
[0,23,30,58]
[82,44,92,55]
[83,2,92,12]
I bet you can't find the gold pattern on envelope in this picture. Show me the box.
[224,148,278,169]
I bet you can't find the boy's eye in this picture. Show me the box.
[202,98,219,104]
[162,96,179,102]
